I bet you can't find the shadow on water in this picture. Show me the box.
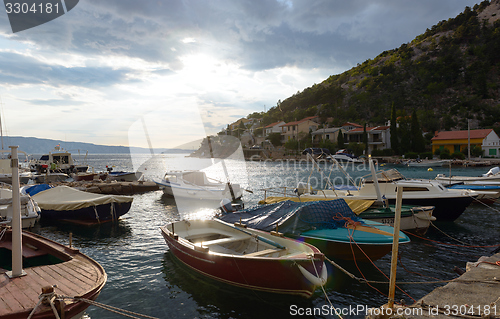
[161,251,320,319]
[33,219,133,248]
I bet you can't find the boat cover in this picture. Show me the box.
[23,184,52,196]
[32,186,133,211]
[258,196,374,215]
[219,199,365,235]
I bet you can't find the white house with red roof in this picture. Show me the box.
[264,121,285,136]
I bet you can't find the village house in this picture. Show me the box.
[264,121,285,136]
[344,125,391,153]
[311,127,344,146]
[431,129,500,157]
[280,116,319,143]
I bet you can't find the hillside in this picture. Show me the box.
[260,0,500,134]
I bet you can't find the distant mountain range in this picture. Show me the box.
[1,136,191,155]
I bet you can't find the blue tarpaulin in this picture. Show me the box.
[219,198,364,235]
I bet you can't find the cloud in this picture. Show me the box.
[0,51,136,88]
[2,0,480,73]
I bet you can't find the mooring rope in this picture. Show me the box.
[60,296,159,319]
[309,257,343,319]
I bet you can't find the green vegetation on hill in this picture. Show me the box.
[258,0,500,135]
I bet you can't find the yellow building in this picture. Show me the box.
[431,129,500,157]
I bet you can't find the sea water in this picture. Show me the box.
[29,153,500,319]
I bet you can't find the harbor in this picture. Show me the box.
[1,151,498,318]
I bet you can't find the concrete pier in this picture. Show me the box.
[368,253,500,318]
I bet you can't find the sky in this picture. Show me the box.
[0,0,484,150]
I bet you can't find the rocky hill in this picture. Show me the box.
[260,0,500,134]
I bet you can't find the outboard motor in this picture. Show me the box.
[220,198,234,213]
[483,167,500,177]
[295,182,311,196]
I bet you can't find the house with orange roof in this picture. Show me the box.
[345,125,391,153]
[280,116,319,143]
[431,129,500,157]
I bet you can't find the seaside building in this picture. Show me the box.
[431,129,500,157]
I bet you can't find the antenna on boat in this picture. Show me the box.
[6,145,27,278]
[207,136,236,202]
[369,155,384,207]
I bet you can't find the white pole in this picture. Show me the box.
[7,145,26,278]
[388,185,403,308]
[369,155,383,204]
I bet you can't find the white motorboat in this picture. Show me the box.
[155,170,242,201]
[0,149,32,184]
[405,159,451,167]
[0,183,40,228]
[436,166,500,184]
[330,149,365,163]
[30,145,89,174]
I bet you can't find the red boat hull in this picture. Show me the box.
[161,227,326,298]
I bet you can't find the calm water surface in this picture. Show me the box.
[29,154,500,318]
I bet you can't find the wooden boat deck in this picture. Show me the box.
[0,230,106,318]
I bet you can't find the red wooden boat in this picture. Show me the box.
[160,219,327,298]
[0,227,107,319]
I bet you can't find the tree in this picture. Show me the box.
[390,103,400,154]
[410,109,426,153]
[337,130,345,149]
[267,132,282,146]
[363,123,369,155]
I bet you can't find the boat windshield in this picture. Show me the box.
[164,175,177,183]
[363,168,405,183]
[53,155,69,164]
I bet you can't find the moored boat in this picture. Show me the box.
[31,185,133,224]
[160,219,327,298]
[219,199,410,262]
[0,185,40,229]
[29,145,89,175]
[0,227,107,318]
[155,170,242,201]
[107,171,142,182]
[436,167,500,184]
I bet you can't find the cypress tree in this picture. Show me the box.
[410,109,426,153]
[363,123,368,155]
[337,129,345,149]
[390,103,399,154]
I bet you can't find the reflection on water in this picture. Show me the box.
[26,154,500,318]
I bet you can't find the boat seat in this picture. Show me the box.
[200,235,251,247]
[0,241,48,258]
[244,248,284,257]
